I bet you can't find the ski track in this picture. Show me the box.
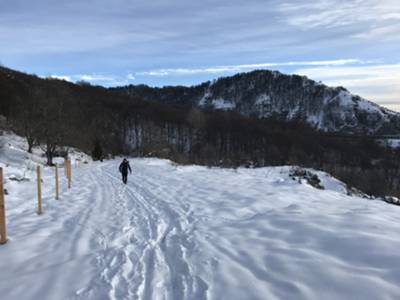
[2,158,400,300]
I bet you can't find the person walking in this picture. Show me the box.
[119,158,132,184]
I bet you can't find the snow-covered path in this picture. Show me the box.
[1,158,400,300]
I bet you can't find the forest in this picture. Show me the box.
[1,66,400,197]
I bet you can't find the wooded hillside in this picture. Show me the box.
[1,66,400,197]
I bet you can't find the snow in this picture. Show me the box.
[306,113,322,128]
[357,98,384,115]
[198,91,235,111]
[336,90,354,107]
[356,97,397,117]
[1,134,400,300]
[198,91,210,107]
[254,93,271,106]
[328,91,396,130]
[208,98,235,110]
[377,138,400,148]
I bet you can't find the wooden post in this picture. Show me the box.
[37,166,43,215]
[67,160,72,189]
[55,164,59,200]
[0,168,7,244]
[64,158,67,178]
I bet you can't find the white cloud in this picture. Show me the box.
[138,59,362,76]
[78,74,116,82]
[295,63,400,105]
[353,24,400,40]
[127,73,135,80]
[279,0,400,30]
[49,75,72,81]
[46,73,136,86]
[295,63,400,80]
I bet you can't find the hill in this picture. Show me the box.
[112,70,400,135]
[1,66,400,197]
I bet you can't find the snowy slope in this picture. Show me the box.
[1,136,400,300]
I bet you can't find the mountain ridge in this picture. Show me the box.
[1,65,400,136]
[111,70,400,135]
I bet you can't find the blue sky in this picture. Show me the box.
[1,0,399,109]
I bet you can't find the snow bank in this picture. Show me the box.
[0,137,399,299]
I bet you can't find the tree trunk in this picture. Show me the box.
[46,146,54,166]
[27,137,35,153]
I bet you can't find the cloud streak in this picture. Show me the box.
[48,73,136,86]
[138,59,363,76]
[279,0,400,29]
[295,63,400,106]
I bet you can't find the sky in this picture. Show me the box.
[1,0,399,110]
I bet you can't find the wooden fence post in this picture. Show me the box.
[64,158,67,178]
[67,160,72,189]
[55,164,59,200]
[37,166,43,215]
[0,167,7,244]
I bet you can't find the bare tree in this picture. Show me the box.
[36,84,67,165]
[12,94,41,153]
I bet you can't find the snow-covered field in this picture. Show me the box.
[1,134,400,300]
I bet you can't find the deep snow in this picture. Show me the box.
[1,134,400,300]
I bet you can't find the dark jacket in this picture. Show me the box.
[119,161,132,174]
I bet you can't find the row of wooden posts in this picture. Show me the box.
[0,158,76,245]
